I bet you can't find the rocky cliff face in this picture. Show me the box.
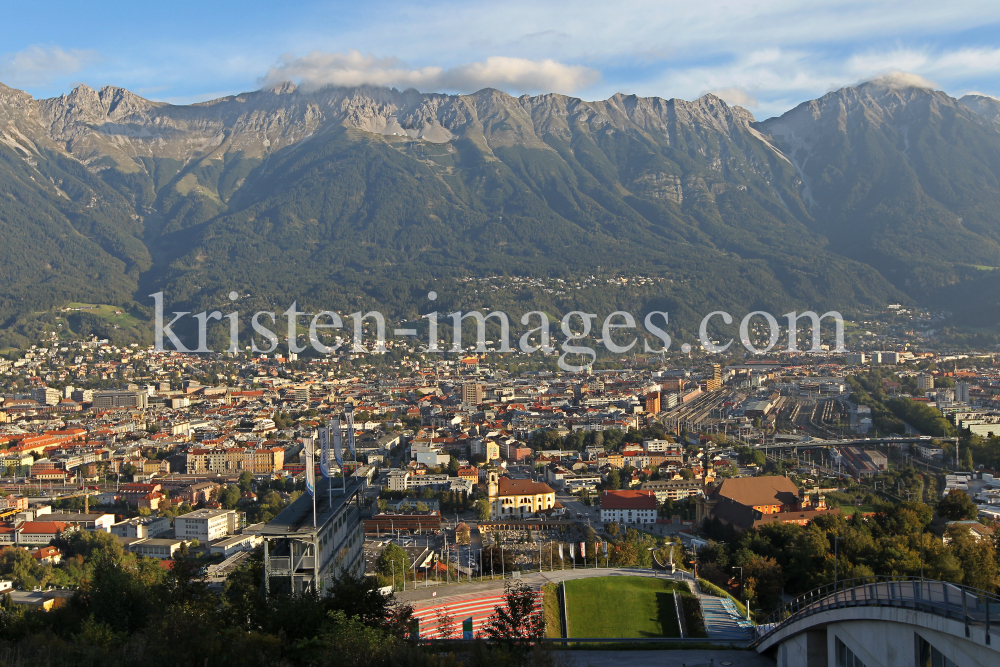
[962,94,1000,125]
[1,81,761,166]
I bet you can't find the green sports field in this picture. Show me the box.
[563,576,683,638]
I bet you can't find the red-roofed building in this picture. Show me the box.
[17,521,76,545]
[31,546,62,564]
[122,483,162,505]
[599,490,657,525]
[695,475,836,531]
[0,525,17,545]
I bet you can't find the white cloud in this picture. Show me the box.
[272,1,1000,118]
[0,45,98,88]
[259,50,600,94]
[867,71,938,90]
[846,47,1000,85]
[707,87,758,109]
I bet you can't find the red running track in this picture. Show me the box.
[409,587,543,639]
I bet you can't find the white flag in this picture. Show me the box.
[603,541,608,557]
[319,424,331,478]
[570,544,575,559]
[331,417,344,466]
[304,437,315,497]
[558,544,564,561]
[580,542,586,558]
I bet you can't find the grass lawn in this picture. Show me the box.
[62,303,143,328]
[542,583,563,638]
[838,504,876,516]
[563,576,682,638]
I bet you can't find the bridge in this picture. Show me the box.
[753,577,1000,666]
[756,435,959,450]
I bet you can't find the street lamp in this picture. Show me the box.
[733,566,744,604]
[917,530,924,579]
[832,536,845,588]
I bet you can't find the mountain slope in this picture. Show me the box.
[962,94,1000,125]
[2,78,999,344]
[757,82,1000,325]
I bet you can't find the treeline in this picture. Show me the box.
[378,488,475,514]
[699,498,998,612]
[0,541,551,667]
[847,371,955,437]
[529,425,674,453]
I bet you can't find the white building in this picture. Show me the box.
[599,490,658,525]
[111,516,171,539]
[209,533,262,557]
[386,470,410,492]
[174,509,240,542]
[128,538,183,559]
[642,439,675,452]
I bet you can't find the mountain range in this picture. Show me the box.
[1,77,1000,347]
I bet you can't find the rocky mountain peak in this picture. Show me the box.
[266,81,298,95]
[961,94,1000,125]
[97,86,157,119]
[758,78,976,148]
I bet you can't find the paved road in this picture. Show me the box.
[557,650,773,667]
[557,493,600,525]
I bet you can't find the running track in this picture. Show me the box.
[409,586,543,639]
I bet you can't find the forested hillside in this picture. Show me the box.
[1,78,999,347]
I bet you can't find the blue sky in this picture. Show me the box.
[2,0,1000,119]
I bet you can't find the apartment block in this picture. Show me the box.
[174,509,242,542]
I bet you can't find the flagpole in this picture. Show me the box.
[331,416,345,495]
[325,421,331,509]
[345,402,356,493]
[308,436,316,529]
[321,420,333,510]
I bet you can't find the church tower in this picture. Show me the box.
[487,470,499,500]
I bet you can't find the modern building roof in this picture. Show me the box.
[177,508,235,520]
[711,497,840,531]
[640,479,704,490]
[255,478,363,540]
[600,490,657,510]
[710,476,799,508]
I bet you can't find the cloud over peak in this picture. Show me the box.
[868,71,937,91]
[258,50,599,95]
[706,86,759,109]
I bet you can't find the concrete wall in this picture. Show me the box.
[829,619,995,667]
[760,606,999,667]
[776,631,826,667]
